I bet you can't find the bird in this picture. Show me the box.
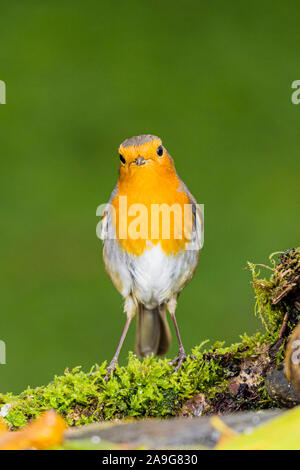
[100,135,203,380]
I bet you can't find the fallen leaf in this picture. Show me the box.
[0,410,67,450]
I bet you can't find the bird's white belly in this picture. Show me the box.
[103,239,198,309]
[131,243,198,308]
[131,244,176,307]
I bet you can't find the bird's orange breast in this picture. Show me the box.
[111,164,193,256]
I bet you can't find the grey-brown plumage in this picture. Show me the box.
[121,134,160,148]
[135,305,171,357]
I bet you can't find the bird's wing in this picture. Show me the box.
[99,211,108,241]
[178,180,204,251]
[98,183,118,242]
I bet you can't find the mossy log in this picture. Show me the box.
[0,248,299,429]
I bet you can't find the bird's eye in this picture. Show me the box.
[119,154,126,164]
[156,145,163,157]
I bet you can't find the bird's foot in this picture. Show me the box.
[169,348,188,374]
[104,358,118,382]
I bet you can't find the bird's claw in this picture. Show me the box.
[169,350,197,374]
[104,359,118,382]
[169,348,188,374]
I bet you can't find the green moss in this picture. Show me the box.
[249,248,300,339]
[0,337,266,428]
[0,249,299,428]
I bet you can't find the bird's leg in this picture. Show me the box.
[167,297,189,373]
[104,296,136,382]
[104,316,132,381]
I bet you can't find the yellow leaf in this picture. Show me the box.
[217,406,300,450]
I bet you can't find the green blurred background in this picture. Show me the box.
[0,0,299,393]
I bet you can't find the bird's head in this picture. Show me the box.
[118,135,175,180]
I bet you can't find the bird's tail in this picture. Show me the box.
[135,304,171,357]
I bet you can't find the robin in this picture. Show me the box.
[100,135,202,380]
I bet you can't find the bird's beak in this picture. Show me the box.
[135,156,146,166]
